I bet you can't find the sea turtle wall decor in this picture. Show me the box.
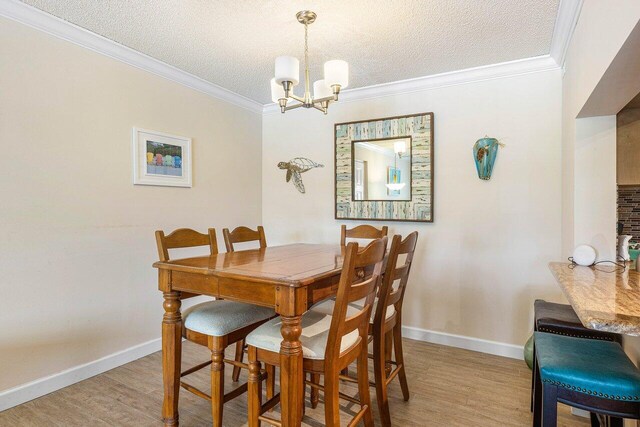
[277,157,324,194]
[473,137,505,180]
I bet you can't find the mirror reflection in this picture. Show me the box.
[352,137,411,201]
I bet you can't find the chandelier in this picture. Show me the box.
[270,11,349,114]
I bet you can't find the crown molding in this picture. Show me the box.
[0,0,263,114]
[263,55,560,114]
[2,0,572,116]
[549,0,583,68]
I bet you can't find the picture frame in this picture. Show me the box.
[132,127,192,187]
[334,112,434,222]
[387,167,402,196]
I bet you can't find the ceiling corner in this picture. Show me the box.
[549,0,584,68]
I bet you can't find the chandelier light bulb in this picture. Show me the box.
[270,78,286,103]
[394,140,407,155]
[324,60,349,89]
[386,183,406,191]
[275,56,300,86]
[313,80,333,99]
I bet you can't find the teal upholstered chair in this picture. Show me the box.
[533,332,640,427]
[530,300,621,411]
[155,228,276,427]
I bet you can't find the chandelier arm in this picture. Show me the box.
[288,93,306,103]
[284,102,304,111]
[313,95,335,104]
[312,104,327,114]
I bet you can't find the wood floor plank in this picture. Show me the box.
[0,338,589,426]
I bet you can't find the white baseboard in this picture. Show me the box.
[0,338,161,412]
[401,325,525,360]
[0,327,524,413]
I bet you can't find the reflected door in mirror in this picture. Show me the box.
[354,159,367,200]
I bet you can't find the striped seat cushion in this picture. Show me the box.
[246,310,360,360]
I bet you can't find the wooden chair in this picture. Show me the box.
[155,228,276,427]
[340,224,388,246]
[221,225,268,380]
[246,238,388,427]
[223,226,267,252]
[311,232,418,426]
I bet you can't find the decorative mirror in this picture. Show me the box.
[334,113,433,222]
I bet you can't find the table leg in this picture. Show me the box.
[162,291,182,426]
[280,315,304,427]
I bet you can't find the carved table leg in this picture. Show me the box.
[162,291,182,426]
[247,347,262,427]
[210,345,225,427]
[280,315,303,427]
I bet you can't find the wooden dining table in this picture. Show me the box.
[153,243,347,427]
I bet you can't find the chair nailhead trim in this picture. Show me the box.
[537,327,614,341]
[541,379,639,401]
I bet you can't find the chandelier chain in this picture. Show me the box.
[304,22,310,101]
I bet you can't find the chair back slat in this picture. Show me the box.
[155,228,218,262]
[342,312,367,337]
[387,288,403,306]
[324,238,387,363]
[223,226,267,252]
[391,264,410,281]
[347,276,378,303]
[373,232,418,325]
[340,224,388,246]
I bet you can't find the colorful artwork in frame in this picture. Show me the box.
[387,167,401,196]
[132,128,192,187]
[334,112,434,222]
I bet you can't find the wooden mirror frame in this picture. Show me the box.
[335,112,434,222]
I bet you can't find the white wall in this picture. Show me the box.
[561,1,640,258]
[263,69,563,347]
[573,116,617,260]
[0,17,262,393]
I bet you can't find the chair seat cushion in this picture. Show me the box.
[183,300,275,337]
[310,298,395,321]
[534,299,581,326]
[534,299,620,342]
[246,310,360,360]
[534,332,640,401]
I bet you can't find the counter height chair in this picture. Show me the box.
[155,228,276,427]
[223,226,267,252]
[533,332,640,427]
[340,224,388,246]
[311,232,418,426]
[246,238,387,427]
[531,300,621,412]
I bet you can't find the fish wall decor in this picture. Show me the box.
[473,137,505,180]
[277,157,324,193]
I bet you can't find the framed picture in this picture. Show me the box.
[335,112,434,222]
[132,128,192,187]
[387,167,402,196]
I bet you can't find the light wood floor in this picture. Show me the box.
[0,338,588,426]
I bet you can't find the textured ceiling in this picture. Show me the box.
[21,0,560,104]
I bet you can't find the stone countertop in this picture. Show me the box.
[549,262,640,336]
